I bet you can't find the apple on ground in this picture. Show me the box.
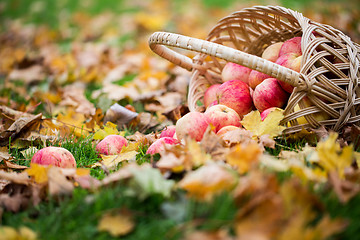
[275,53,302,93]
[217,80,253,117]
[261,42,283,62]
[204,104,241,132]
[203,84,221,108]
[260,107,278,121]
[253,78,289,112]
[31,146,76,168]
[221,62,252,84]
[96,135,128,155]
[217,125,240,137]
[278,36,302,57]
[146,137,180,154]
[160,125,176,138]
[248,70,271,89]
[175,112,210,142]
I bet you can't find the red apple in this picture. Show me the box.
[217,125,240,137]
[175,112,210,142]
[262,42,283,62]
[221,62,252,84]
[275,53,302,93]
[160,125,176,138]
[31,146,76,168]
[260,107,278,121]
[146,137,180,154]
[253,78,289,112]
[217,80,253,117]
[278,37,302,57]
[203,84,221,108]
[204,104,241,132]
[248,70,271,89]
[96,135,128,155]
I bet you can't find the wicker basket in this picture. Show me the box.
[149,5,360,134]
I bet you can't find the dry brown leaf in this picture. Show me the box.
[8,65,45,84]
[60,83,96,116]
[47,167,74,196]
[226,143,262,174]
[200,127,229,161]
[185,229,233,240]
[0,170,30,185]
[0,183,32,212]
[103,103,138,127]
[328,170,360,203]
[221,128,255,147]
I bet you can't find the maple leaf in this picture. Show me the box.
[317,132,353,179]
[55,108,92,137]
[97,210,134,237]
[226,142,262,174]
[25,163,49,184]
[178,163,236,201]
[92,150,138,171]
[241,109,286,138]
[93,122,120,140]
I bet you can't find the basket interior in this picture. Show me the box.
[187,6,360,134]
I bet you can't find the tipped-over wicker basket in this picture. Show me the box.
[149,5,360,134]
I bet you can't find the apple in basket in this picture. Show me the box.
[275,53,302,93]
[96,135,128,155]
[203,84,221,108]
[262,42,284,62]
[253,78,289,112]
[216,80,253,117]
[31,146,76,168]
[204,104,241,132]
[146,137,180,154]
[221,62,252,84]
[175,112,210,142]
[278,37,302,57]
[248,70,271,89]
[293,97,330,125]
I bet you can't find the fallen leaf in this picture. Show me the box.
[47,167,74,196]
[103,103,138,127]
[128,164,175,200]
[0,226,37,240]
[25,163,49,184]
[93,121,120,140]
[178,163,236,201]
[241,109,286,138]
[317,132,353,179]
[8,64,45,84]
[97,210,134,237]
[226,143,261,174]
[185,229,233,240]
[92,150,138,170]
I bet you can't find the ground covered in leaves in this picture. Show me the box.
[1,0,360,239]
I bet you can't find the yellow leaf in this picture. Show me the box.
[226,143,261,174]
[178,163,236,201]
[75,168,90,177]
[241,109,286,138]
[26,163,49,184]
[0,226,37,240]
[97,211,134,237]
[186,139,211,167]
[56,108,92,137]
[92,151,138,170]
[317,132,353,179]
[93,122,119,140]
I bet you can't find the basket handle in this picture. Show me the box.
[149,31,304,88]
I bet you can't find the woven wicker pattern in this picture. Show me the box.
[149,5,360,134]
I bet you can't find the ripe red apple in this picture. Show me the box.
[175,112,210,142]
[96,135,128,155]
[31,146,76,168]
[146,137,180,154]
[253,78,289,112]
[221,62,252,84]
[278,37,302,57]
[275,53,302,93]
[217,80,253,117]
[262,42,283,62]
[160,125,176,138]
[203,84,221,108]
[248,70,271,89]
[204,104,241,132]
[260,107,278,121]
[217,125,240,137]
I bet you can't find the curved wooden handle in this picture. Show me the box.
[149,31,303,88]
